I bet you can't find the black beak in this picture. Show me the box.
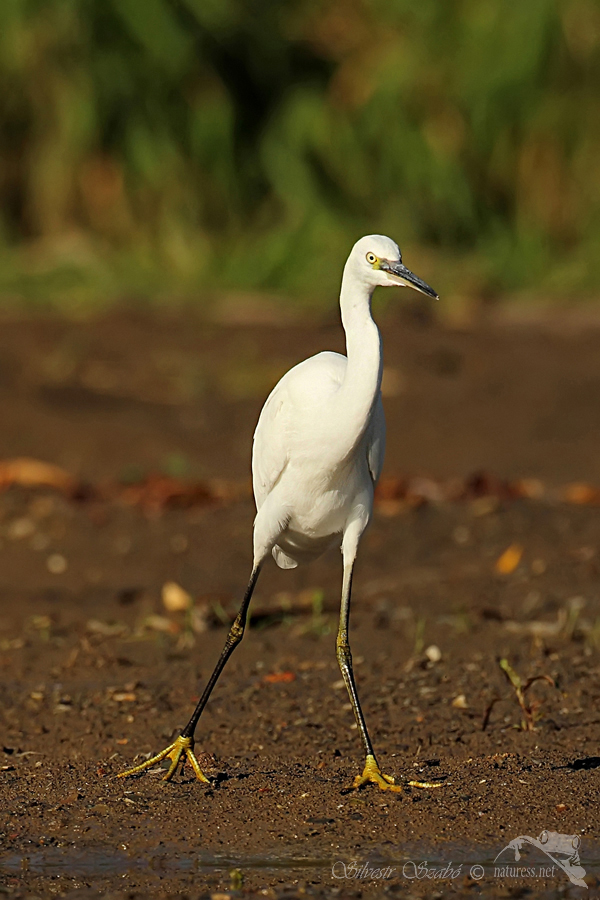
[380,259,438,299]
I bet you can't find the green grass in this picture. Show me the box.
[0,0,599,309]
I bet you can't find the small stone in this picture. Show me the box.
[47,553,67,574]
[8,518,35,540]
[425,644,442,663]
[452,694,468,709]
[162,581,192,612]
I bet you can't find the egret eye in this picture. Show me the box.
[366,252,377,265]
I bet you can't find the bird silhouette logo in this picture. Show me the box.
[494,831,587,887]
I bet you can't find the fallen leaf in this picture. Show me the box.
[511,478,545,500]
[116,474,215,511]
[263,671,296,684]
[495,543,523,575]
[375,477,407,502]
[561,482,600,505]
[0,457,76,493]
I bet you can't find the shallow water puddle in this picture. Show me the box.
[1,843,597,880]
[1,847,332,876]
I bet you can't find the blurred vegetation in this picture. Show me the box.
[0,0,599,310]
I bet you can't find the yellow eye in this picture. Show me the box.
[366,252,377,265]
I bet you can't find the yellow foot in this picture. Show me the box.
[353,754,402,793]
[118,734,210,783]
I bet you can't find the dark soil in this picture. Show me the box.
[0,306,599,898]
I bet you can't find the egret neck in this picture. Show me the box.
[334,263,383,463]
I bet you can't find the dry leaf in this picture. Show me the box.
[375,477,407,502]
[263,671,296,684]
[115,474,215,511]
[495,543,523,575]
[0,457,76,493]
[561,482,600,505]
[511,478,545,500]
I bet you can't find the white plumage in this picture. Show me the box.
[252,351,385,569]
[120,233,437,791]
[250,234,435,577]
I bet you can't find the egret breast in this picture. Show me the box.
[273,455,372,565]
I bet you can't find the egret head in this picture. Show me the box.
[348,234,438,299]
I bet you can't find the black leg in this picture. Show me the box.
[181,565,261,738]
[119,565,261,781]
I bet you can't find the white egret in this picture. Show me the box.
[120,234,438,791]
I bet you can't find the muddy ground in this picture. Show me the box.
[0,305,599,898]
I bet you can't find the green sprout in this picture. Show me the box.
[499,658,555,732]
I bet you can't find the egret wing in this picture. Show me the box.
[252,380,290,510]
[252,351,347,509]
[367,394,386,486]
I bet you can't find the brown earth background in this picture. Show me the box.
[0,305,599,898]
